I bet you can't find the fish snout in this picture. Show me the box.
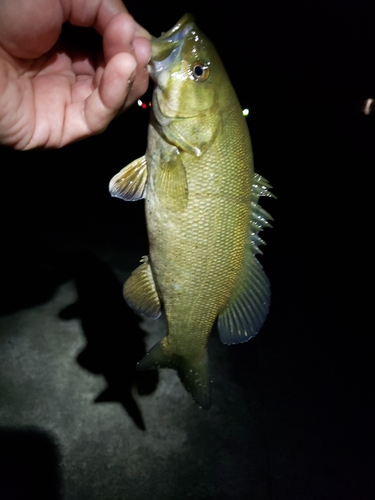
[148,14,196,82]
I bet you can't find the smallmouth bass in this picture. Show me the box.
[109,14,274,408]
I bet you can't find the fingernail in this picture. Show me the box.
[127,71,136,89]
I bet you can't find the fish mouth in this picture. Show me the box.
[148,13,196,81]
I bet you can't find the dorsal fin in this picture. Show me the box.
[217,173,274,345]
[250,173,275,255]
[217,248,271,345]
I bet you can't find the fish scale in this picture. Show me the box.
[148,158,248,328]
[109,14,274,408]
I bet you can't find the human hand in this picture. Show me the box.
[0,0,151,149]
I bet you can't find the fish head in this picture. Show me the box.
[149,14,229,155]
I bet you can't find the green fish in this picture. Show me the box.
[109,14,274,408]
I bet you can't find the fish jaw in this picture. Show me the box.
[148,14,196,83]
[147,14,222,155]
[148,13,218,122]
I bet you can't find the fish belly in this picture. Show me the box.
[145,131,252,360]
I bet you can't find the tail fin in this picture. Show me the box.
[137,340,211,409]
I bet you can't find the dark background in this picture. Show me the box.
[0,0,373,499]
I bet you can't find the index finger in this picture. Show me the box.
[63,0,150,38]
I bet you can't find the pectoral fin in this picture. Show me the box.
[123,256,161,319]
[218,249,271,345]
[155,154,188,211]
[109,155,147,201]
[137,340,211,409]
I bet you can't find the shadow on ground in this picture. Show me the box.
[58,251,158,430]
[0,427,62,500]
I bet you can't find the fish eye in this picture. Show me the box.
[191,62,210,81]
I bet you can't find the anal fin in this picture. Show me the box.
[124,256,161,319]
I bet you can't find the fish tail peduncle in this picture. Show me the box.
[137,340,211,409]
